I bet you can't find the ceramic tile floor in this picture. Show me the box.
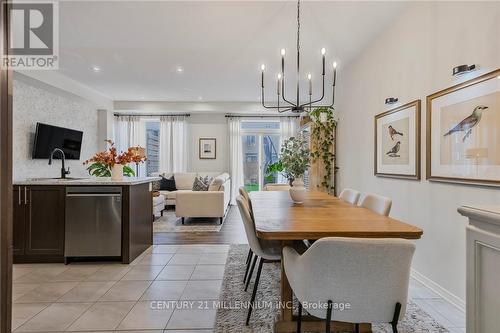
[12,244,226,333]
[12,244,465,333]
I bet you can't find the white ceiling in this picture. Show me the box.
[56,1,408,102]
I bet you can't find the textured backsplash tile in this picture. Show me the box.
[13,76,99,180]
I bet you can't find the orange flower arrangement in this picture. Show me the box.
[84,140,147,177]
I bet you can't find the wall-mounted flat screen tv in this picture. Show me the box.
[32,123,83,159]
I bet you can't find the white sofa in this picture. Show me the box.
[156,172,231,224]
[153,194,165,218]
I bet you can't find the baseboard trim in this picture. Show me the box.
[411,268,465,313]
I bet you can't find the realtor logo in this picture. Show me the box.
[3,1,58,69]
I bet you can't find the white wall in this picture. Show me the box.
[337,1,500,307]
[13,73,100,180]
[97,109,114,151]
[187,114,228,173]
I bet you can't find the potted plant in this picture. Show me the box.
[265,160,295,186]
[279,135,310,203]
[84,140,146,180]
[309,106,337,193]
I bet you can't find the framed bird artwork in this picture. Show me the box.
[427,68,500,186]
[374,100,421,180]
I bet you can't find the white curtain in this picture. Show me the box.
[114,115,146,176]
[280,116,298,140]
[159,116,187,174]
[114,116,144,150]
[114,116,129,154]
[228,117,244,205]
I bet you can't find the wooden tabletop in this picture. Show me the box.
[250,191,423,240]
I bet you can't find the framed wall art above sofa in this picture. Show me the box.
[199,138,216,159]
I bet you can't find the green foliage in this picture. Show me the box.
[265,160,294,184]
[123,165,136,177]
[280,135,310,179]
[244,184,259,192]
[86,163,111,177]
[310,107,337,192]
[86,163,136,177]
[265,161,282,183]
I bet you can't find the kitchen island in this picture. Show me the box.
[12,177,160,264]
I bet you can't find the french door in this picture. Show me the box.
[242,134,280,192]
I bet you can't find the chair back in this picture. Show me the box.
[359,193,392,216]
[239,186,254,217]
[339,188,360,205]
[283,237,415,323]
[236,195,265,258]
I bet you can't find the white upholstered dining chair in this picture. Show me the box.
[283,237,415,333]
[236,195,281,325]
[339,188,361,205]
[238,186,255,284]
[359,193,392,216]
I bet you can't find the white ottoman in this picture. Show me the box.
[153,194,165,218]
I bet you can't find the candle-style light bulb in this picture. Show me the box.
[261,64,265,88]
[277,74,281,95]
[280,49,286,75]
[308,73,312,95]
[332,62,337,86]
[321,48,326,55]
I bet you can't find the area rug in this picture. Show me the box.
[153,210,223,233]
[214,244,448,333]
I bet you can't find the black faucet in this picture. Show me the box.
[48,148,71,179]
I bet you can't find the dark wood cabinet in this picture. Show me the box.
[13,186,25,256]
[13,186,65,263]
[12,182,152,264]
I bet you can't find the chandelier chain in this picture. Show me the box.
[297,0,300,55]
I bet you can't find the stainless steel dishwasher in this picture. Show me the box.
[65,186,122,262]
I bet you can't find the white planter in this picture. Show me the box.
[289,178,306,204]
[111,164,124,181]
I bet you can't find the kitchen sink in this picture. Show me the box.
[28,177,87,181]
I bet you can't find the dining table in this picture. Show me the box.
[250,190,423,333]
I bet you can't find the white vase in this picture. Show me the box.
[289,178,306,204]
[111,164,124,181]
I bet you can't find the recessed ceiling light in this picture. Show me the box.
[92,66,101,72]
[198,96,203,101]
[497,75,500,79]
[140,96,145,100]
[176,67,184,73]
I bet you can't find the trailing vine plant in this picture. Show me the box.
[309,107,337,192]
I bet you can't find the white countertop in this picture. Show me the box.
[13,176,161,186]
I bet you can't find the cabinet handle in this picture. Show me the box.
[24,186,28,205]
[18,186,21,205]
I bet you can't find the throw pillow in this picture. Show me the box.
[160,175,177,191]
[192,176,212,191]
[152,180,161,191]
[208,177,224,191]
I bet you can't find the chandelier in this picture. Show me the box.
[260,0,337,113]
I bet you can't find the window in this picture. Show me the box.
[145,121,160,176]
[241,121,280,130]
[240,120,281,191]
